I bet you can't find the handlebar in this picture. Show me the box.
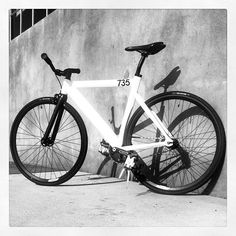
[41,53,80,80]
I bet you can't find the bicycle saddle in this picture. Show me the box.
[125,42,166,55]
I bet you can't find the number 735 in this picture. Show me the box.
[117,79,130,87]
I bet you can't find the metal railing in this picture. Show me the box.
[10,9,56,41]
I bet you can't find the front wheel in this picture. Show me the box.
[10,97,88,186]
[124,91,226,195]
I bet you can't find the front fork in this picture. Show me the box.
[41,93,67,146]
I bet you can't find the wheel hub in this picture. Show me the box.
[169,139,179,150]
[41,137,54,147]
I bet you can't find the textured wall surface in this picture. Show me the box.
[9,9,227,198]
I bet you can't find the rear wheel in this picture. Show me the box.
[10,97,88,185]
[124,91,226,194]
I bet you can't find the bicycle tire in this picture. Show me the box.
[124,91,226,194]
[10,97,88,186]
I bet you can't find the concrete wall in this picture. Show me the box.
[9,9,227,198]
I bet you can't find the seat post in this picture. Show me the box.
[135,53,148,77]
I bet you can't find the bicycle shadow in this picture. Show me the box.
[96,106,120,177]
[96,66,224,195]
[154,66,181,92]
[59,175,126,187]
[153,66,225,195]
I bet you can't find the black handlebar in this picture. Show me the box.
[41,53,80,80]
[41,53,56,72]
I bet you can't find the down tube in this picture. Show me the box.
[65,85,119,146]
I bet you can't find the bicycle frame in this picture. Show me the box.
[60,75,174,151]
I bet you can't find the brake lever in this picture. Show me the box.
[54,69,72,80]
[55,69,64,76]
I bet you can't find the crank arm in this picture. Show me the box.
[132,155,164,185]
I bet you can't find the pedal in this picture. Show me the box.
[119,168,131,181]
[118,168,126,179]
[119,153,137,183]
[98,139,110,156]
[119,168,132,189]
[126,169,131,183]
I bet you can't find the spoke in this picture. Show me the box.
[25,146,45,169]
[187,165,202,179]
[58,124,78,133]
[191,159,211,169]
[177,132,216,140]
[17,130,41,139]
[159,157,181,176]
[186,134,216,157]
[19,122,39,138]
[54,139,81,146]
[28,111,41,129]
[189,149,215,158]
[172,112,196,139]
[16,137,40,140]
[32,107,44,138]
[32,107,40,124]
[51,146,73,171]
[36,106,44,137]
[48,148,59,179]
[55,131,81,145]
[53,143,75,164]
[51,147,66,175]
[169,99,177,123]
[18,145,42,153]
[18,140,41,158]
[51,147,67,171]
[159,154,180,163]
[59,119,76,133]
[191,125,214,152]
[56,131,80,142]
[52,144,78,158]
[187,116,207,149]
[31,145,42,173]
[43,104,50,123]
[189,144,216,156]
[188,118,209,150]
[55,141,81,153]
[58,112,71,132]
[26,112,43,132]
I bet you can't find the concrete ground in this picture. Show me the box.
[9,172,226,227]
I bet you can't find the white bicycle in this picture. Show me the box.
[10,42,226,194]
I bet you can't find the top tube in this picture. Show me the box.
[68,76,141,88]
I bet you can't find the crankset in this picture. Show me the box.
[98,140,189,184]
[98,139,129,163]
[118,151,163,184]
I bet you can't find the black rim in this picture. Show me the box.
[127,93,222,192]
[12,99,84,183]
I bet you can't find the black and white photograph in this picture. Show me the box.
[1,0,235,235]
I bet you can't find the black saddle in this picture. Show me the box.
[125,42,166,56]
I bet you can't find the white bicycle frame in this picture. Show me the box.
[61,76,174,151]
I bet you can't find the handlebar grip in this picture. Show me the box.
[67,68,81,74]
[41,53,56,72]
